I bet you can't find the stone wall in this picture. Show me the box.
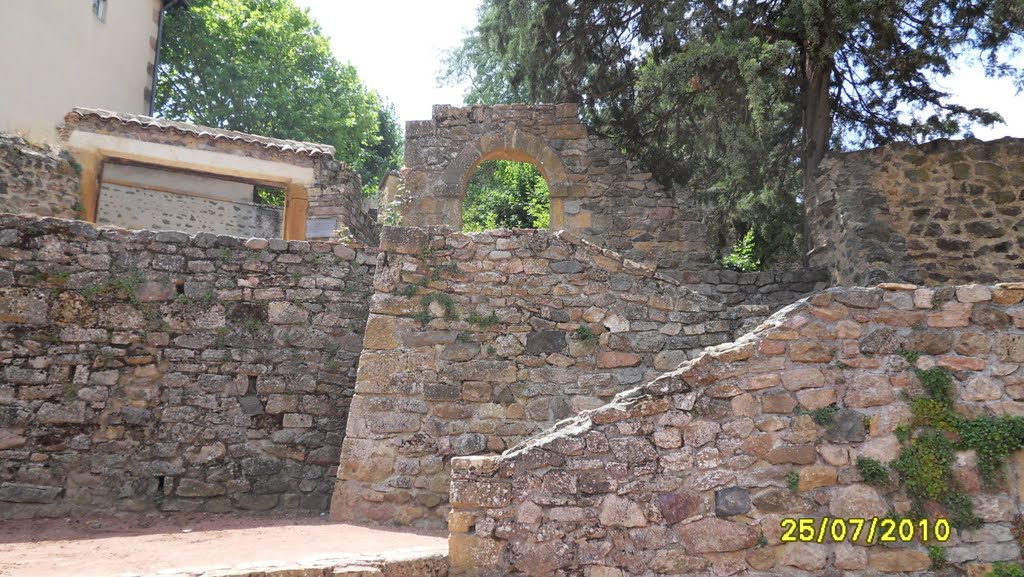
[448,283,1024,577]
[97,183,284,239]
[402,104,713,280]
[331,226,807,529]
[0,214,374,519]
[309,160,379,245]
[809,137,1024,286]
[688,267,829,311]
[0,135,80,220]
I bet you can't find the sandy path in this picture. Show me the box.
[0,514,447,577]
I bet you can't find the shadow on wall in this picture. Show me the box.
[448,282,1024,576]
[0,214,376,520]
[331,225,822,529]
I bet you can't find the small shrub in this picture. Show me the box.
[787,470,799,493]
[928,546,946,570]
[379,179,407,227]
[721,229,760,272]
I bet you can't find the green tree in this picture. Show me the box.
[463,161,550,232]
[443,0,1023,264]
[156,0,401,194]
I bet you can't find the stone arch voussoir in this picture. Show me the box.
[440,130,575,200]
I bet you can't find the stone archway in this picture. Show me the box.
[442,131,578,231]
[402,105,589,231]
[401,103,714,277]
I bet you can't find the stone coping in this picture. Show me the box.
[0,212,378,256]
[453,281,1024,466]
[379,225,679,285]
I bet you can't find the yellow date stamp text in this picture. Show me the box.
[780,517,951,544]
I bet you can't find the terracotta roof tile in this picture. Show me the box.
[64,108,336,158]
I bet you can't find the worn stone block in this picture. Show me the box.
[677,517,758,553]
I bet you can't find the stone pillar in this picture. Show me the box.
[74,151,102,223]
[283,182,308,240]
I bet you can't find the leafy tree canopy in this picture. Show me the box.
[156,0,401,193]
[443,0,1024,264]
[463,161,550,232]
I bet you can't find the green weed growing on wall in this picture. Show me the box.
[989,563,1024,577]
[571,324,598,345]
[856,456,889,486]
[866,364,1024,530]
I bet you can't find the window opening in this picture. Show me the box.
[462,160,550,232]
[254,185,286,207]
[92,0,107,22]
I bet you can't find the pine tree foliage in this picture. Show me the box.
[443,0,1024,264]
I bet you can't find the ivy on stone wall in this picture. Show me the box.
[862,363,1024,529]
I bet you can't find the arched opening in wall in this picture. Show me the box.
[462,160,550,232]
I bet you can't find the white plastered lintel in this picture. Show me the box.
[65,131,317,186]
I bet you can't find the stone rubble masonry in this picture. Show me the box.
[447,282,1024,577]
[0,213,375,519]
[0,135,81,220]
[331,226,820,529]
[402,104,715,280]
[4,115,377,245]
[809,137,1024,286]
[309,160,380,246]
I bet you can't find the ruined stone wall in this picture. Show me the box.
[688,267,829,311]
[309,160,379,245]
[402,104,713,279]
[0,214,374,519]
[809,137,1024,287]
[448,283,1024,577]
[0,135,80,220]
[332,226,808,529]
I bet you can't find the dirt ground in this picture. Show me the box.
[0,513,448,577]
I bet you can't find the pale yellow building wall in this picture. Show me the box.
[0,0,161,143]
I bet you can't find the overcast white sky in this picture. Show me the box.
[293,0,1023,140]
